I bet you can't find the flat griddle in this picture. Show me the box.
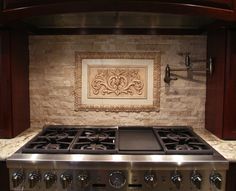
[118,127,163,153]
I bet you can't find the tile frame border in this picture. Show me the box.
[74,52,161,112]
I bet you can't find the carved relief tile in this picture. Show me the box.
[74,52,161,112]
[88,66,147,99]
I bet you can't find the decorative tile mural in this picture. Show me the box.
[88,66,147,99]
[75,52,161,112]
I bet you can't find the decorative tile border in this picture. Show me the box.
[74,52,161,112]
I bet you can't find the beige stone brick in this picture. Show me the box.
[29,35,206,129]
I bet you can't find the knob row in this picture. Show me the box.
[12,171,88,189]
[144,171,222,190]
[12,170,222,190]
[171,171,222,190]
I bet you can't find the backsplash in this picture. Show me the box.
[29,35,206,129]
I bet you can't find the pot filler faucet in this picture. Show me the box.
[164,54,213,84]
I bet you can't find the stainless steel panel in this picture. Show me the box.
[8,168,227,191]
[7,153,229,170]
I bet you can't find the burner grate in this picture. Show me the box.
[70,128,118,154]
[21,125,214,155]
[22,127,79,153]
[155,127,213,154]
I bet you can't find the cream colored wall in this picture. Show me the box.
[29,35,206,129]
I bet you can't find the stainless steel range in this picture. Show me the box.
[7,126,228,191]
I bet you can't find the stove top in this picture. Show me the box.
[8,125,228,191]
[21,125,213,155]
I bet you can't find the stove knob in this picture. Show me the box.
[77,173,89,188]
[28,171,41,188]
[60,173,72,189]
[210,172,222,189]
[191,172,202,189]
[171,172,182,189]
[144,172,157,187]
[109,171,126,189]
[12,171,24,188]
[44,172,57,189]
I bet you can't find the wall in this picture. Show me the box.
[29,35,206,129]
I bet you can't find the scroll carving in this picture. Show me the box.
[91,68,144,96]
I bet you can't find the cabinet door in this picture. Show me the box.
[206,29,226,138]
[0,30,29,138]
[223,30,236,139]
[10,30,30,138]
[226,162,236,191]
[0,31,12,138]
[0,161,9,191]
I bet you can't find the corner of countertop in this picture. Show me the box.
[193,128,236,162]
[0,127,42,160]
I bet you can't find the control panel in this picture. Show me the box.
[9,169,226,191]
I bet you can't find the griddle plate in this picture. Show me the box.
[119,128,163,151]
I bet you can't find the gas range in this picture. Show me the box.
[7,125,228,191]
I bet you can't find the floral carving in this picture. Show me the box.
[91,68,144,96]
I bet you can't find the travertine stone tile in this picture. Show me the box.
[29,35,206,129]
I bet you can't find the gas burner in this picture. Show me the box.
[45,132,69,140]
[166,132,191,142]
[44,143,60,150]
[175,144,192,150]
[32,144,45,149]
[72,142,116,152]
[84,129,109,142]
[175,144,203,151]
[41,127,78,137]
[80,144,108,150]
[44,136,68,144]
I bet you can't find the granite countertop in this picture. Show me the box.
[194,129,236,162]
[0,128,41,160]
[1,127,236,162]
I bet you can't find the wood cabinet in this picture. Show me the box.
[1,0,236,22]
[0,161,9,191]
[0,30,29,138]
[2,0,234,10]
[226,162,236,191]
[206,28,236,139]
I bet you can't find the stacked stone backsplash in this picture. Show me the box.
[29,35,206,129]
